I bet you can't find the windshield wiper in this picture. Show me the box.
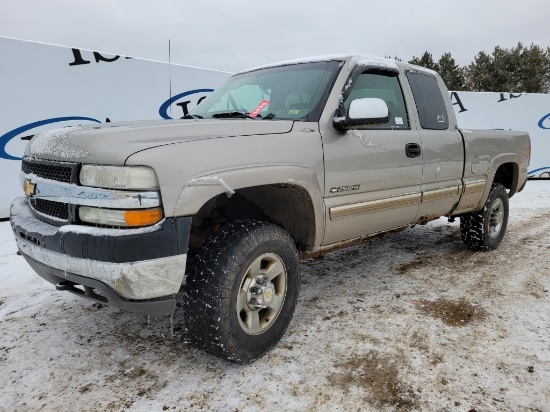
[212,111,253,119]
[182,114,203,119]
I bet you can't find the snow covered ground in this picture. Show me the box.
[1,181,549,411]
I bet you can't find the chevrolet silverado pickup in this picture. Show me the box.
[10,54,531,363]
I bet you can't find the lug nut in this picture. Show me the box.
[250,298,261,306]
[250,287,262,295]
[255,276,267,285]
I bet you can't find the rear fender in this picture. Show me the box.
[478,153,524,207]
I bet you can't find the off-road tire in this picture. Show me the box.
[183,220,300,363]
[460,183,509,251]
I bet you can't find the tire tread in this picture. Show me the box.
[183,220,299,363]
[460,183,508,251]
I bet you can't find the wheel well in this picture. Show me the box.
[493,162,519,195]
[189,184,316,253]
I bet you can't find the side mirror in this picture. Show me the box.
[333,98,390,131]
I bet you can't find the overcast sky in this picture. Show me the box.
[1,0,549,73]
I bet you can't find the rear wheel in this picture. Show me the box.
[460,183,509,251]
[183,220,300,363]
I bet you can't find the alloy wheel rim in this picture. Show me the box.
[236,253,287,335]
[488,198,504,238]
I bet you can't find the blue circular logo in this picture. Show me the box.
[538,112,550,130]
[0,116,100,160]
[158,89,213,120]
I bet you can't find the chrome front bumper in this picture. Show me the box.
[10,197,191,315]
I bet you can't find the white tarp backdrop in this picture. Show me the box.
[1,37,548,218]
[451,91,550,179]
[0,37,230,218]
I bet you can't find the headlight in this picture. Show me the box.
[79,206,163,227]
[79,165,159,190]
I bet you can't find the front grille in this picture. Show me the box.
[22,158,79,183]
[30,198,69,221]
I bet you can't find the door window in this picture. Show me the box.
[343,71,409,129]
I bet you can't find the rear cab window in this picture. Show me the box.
[406,71,449,130]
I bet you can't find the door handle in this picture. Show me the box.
[405,143,421,158]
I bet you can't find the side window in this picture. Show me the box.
[406,71,449,130]
[344,71,409,129]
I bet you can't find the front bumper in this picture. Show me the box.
[10,197,192,316]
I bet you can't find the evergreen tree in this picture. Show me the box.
[464,51,496,91]
[408,51,438,71]
[517,44,550,92]
[406,43,549,92]
[409,52,465,91]
[437,52,465,91]
[465,42,550,92]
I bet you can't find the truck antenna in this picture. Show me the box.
[168,39,172,119]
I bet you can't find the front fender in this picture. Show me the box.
[172,165,324,242]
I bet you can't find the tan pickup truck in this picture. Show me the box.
[11,54,531,363]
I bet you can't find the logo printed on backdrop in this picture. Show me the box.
[538,113,550,130]
[450,92,468,113]
[498,93,523,102]
[451,92,526,114]
[0,45,216,160]
[158,89,214,119]
[69,48,132,66]
[0,117,101,161]
[68,49,215,118]
[0,88,215,160]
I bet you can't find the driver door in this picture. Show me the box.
[321,69,423,245]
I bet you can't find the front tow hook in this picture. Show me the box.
[55,281,76,291]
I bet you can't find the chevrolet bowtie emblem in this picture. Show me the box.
[24,179,36,197]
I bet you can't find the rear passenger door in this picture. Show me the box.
[405,71,464,219]
[321,68,423,245]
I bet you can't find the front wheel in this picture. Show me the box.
[183,220,300,363]
[460,183,509,251]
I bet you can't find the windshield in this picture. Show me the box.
[190,61,342,121]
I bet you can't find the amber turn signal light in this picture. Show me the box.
[123,208,163,227]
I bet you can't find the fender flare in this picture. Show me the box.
[173,165,325,248]
[478,153,522,207]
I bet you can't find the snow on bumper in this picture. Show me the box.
[10,197,191,301]
[16,238,187,300]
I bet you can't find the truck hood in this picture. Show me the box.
[25,119,294,164]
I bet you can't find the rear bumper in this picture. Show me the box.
[10,197,192,315]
